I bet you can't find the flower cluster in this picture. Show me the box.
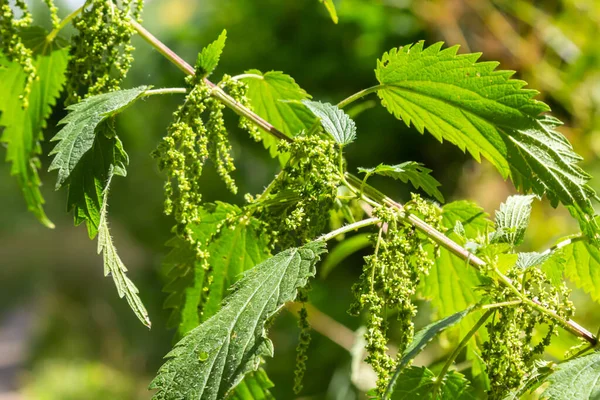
[254,133,341,249]
[0,0,35,108]
[220,75,261,141]
[349,196,440,395]
[65,0,142,103]
[482,265,574,399]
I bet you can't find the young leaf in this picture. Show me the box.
[98,176,150,328]
[196,30,227,78]
[318,0,338,24]
[390,367,475,399]
[542,352,600,399]
[0,47,69,227]
[303,100,356,146]
[65,130,129,238]
[490,195,536,246]
[358,162,444,203]
[375,42,599,235]
[48,86,148,188]
[150,241,327,400]
[515,251,552,270]
[242,70,315,161]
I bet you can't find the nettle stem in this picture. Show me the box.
[130,20,598,346]
[46,4,84,42]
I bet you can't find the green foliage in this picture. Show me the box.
[318,0,338,24]
[150,241,326,400]
[303,100,357,146]
[542,352,600,399]
[196,29,227,78]
[229,369,275,400]
[48,86,148,189]
[375,42,599,236]
[98,176,151,328]
[242,70,315,161]
[358,162,444,203]
[491,195,535,246]
[555,238,600,303]
[320,232,371,278]
[389,367,474,399]
[0,46,68,227]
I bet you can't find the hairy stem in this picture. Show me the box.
[143,88,187,96]
[46,5,84,42]
[337,85,385,109]
[319,218,380,242]
[130,20,598,346]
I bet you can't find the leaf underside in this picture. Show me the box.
[0,46,69,227]
[48,86,148,190]
[150,241,326,400]
[491,194,536,246]
[358,161,444,203]
[303,100,357,146]
[376,41,599,237]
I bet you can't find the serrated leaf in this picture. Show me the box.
[48,86,148,189]
[162,203,270,339]
[390,367,475,399]
[18,26,69,55]
[491,195,535,246]
[442,201,493,238]
[560,240,600,303]
[64,129,129,238]
[196,30,227,78]
[515,251,552,270]
[0,47,69,227]
[150,241,327,400]
[229,369,275,400]
[318,0,338,23]
[358,162,444,203]
[242,70,315,163]
[542,352,600,399]
[303,100,356,146]
[375,42,599,236]
[98,175,150,328]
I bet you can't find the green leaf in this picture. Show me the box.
[303,100,356,146]
[318,0,338,23]
[515,251,552,270]
[97,175,150,328]
[320,233,371,278]
[418,202,488,348]
[242,70,315,162]
[150,241,327,400]
[48,86,148,189]
[491,195,535,246]
[560,239,600,303]
[64,130,129,238]
[375,42,598,235]
[229,369,275,400]
[196,30,227,78]
[386,307,474,397]
[358,162,444,203]
[162,203,270,339]
[542,352,600,399]
[0,47,69,227]
[390,367,475,399]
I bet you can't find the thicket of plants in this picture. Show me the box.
[2,0,600,398]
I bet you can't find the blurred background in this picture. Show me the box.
[1,0,600,398]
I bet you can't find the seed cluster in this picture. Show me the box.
[482,265,574,399]
[349,196,440,395]
[0,0,35,108]
[65,0,142,103]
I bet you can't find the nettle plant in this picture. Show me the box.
[3,0,600,399]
